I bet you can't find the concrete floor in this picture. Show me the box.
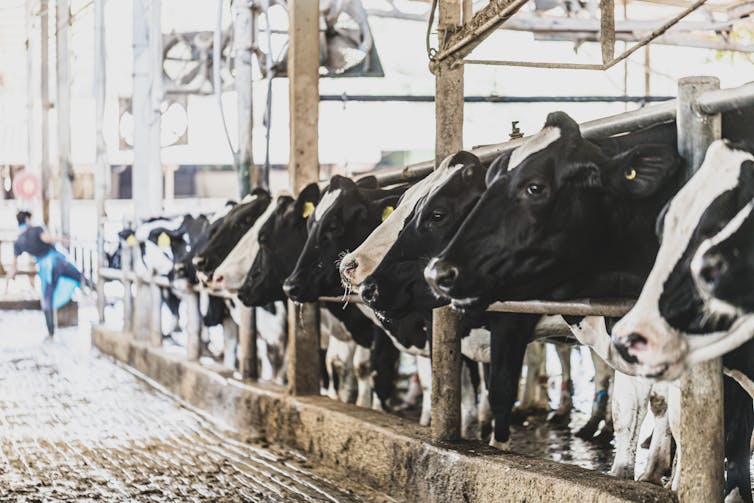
[0,310,390,502]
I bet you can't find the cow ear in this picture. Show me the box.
[372,196,400,223]
[603,144,680,198]
[251,187,269,198]
[329,174,357,191]
[295,183,320,219]
[559,162,601,188]
[356,176,379,188]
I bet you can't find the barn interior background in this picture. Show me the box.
[0,0,753,501]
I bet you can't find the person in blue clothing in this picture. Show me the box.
[8,211,84,336]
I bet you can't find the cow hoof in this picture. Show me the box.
[547,409,571,426]
[575,419,600,440]
[637,471,664,486]
[609,465,634,480]
[480,421,493,441]
[724,488,745,503]
[640,433,653,450]
[592,425,614,445]
[489,438,511,451]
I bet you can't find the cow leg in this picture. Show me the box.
[549,344,573,424]
[609,371,651,480]
[722,375,753,503]
[461,358,481,440]
[638,382,672,485]
[222,317,238,370]
[578,349,614,441]
[325,338,340,400]
[416,355,432,427]
[479,362,493,441]
[666,383,681,492]
[487,314,538,450]
[354,346,372,408]
[371,329,400,412]
[516,341,549,417]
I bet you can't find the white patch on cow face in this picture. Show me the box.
[143,240,174,276]
[613,141,754,375]
[314,188,342,221]
[691,200,753,319]
[341,155,464,288]
[208,194,277,292]
[508,126,561,172]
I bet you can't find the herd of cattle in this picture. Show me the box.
[107,109,754,502]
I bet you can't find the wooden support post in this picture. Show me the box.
[40,0,51,226]
[286,0,321,396]
[149,278,162,347]
[431,0,464,443]
[56,0,72,241]
[94,0,108,323]
[677,76,724,503]
[599,0,615,64]
[237,305,258,379]
[184,293,202,361]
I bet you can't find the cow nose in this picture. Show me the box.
[214,274,224,286]
[698,253,727,290]
[612,332,648,364]
[426,259,459,291]
[283,279,301,301]
[192,255,206,270]
[360,278,379,305]
[340,258,358,283]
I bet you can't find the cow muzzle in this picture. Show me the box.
[611,315,688,379]
[424,257,459,298]
[359,277,379,306]
[339,257,358,288]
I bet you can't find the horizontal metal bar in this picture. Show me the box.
[320,94,674,104]
[695,81,754,116]
[99,267,236,299]
[487,299,634,317]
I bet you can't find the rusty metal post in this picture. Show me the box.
[286,0,321,396]
[431,0,464,443]
[237,305,258,379]
[677,76,724,502]
[184,292,202,361]
[599,0,615,65]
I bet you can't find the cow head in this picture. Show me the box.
[424,111,680,311]
[238,183,320,306]
[692,199,754,313]
[192,189,271,281]
[174,203,236,283]
[283,175,402,303]
[612,141,754,379]
[357,151,487,317]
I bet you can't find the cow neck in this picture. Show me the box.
[322,302,375,348]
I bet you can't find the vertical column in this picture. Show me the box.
[677,76,724,503]
[431,0,464,443]
[287,0,321,396]
[237,305,258,379]
[150,277,162,347]
[122,243,134,333]
[184,293,202,361]
[94,0,108,323]
[40,0,50,226]
[148,0,163,215]
[132,0,152,221]
[233,0,254,197]
[56,0,72,241]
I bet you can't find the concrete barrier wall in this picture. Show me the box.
[93,326,676,503]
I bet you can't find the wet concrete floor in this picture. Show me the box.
[0,310,392,502]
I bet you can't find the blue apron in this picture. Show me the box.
[36,249,80,311]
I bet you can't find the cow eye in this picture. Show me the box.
[258,233,268,245]
[526,183,546,196]
[430,210,446,222]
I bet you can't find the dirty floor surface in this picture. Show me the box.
[0,310,391,502]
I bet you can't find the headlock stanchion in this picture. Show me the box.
[237,305,258,379]
[431,0,464,443]
[676,76,724,502]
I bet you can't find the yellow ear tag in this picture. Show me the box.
[381,206,394,222]
[157,232,171,248]
[126,235,137,247]
[625,168,637,181]
[302,201,315,219]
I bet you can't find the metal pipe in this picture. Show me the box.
[122,246,134,333]
[487,299,634,317]
[319,94,674,103]
[695,81,754,116]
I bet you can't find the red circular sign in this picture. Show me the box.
[13,172,40,200]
